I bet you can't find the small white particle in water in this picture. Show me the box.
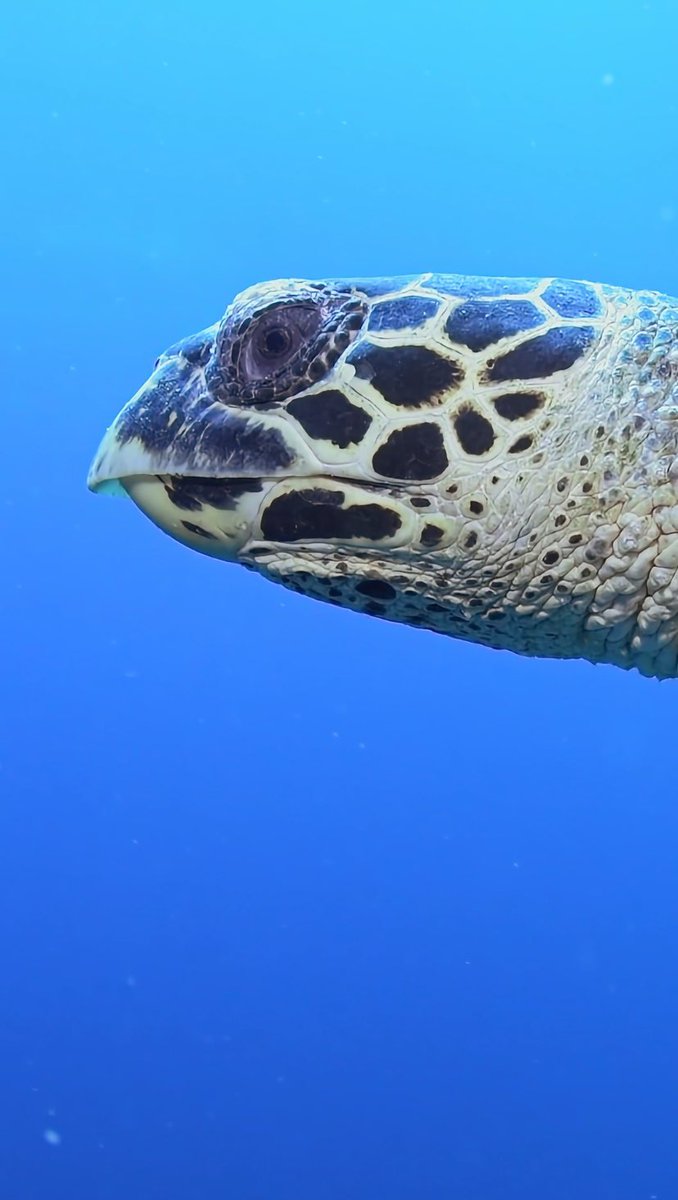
[43,1129,61,1146]
[602,72,615,86]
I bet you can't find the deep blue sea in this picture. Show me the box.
[3,2,678,1197]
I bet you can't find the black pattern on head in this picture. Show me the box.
[348,343,463,407]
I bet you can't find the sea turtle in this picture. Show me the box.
[88,273,678,679]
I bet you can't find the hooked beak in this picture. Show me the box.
[87,328,317,496]
[86,328,328,559]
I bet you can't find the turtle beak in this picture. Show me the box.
[86,364,175,497]
[86,327,330,558]
[87,331,216,494]
[87,331,315,496]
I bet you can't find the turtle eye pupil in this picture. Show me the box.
[261,326,293,358]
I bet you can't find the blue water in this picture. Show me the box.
[3,2,678,1196]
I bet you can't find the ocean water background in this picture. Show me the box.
[3,1,678,1197]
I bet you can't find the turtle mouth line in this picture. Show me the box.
[159,471,411,498]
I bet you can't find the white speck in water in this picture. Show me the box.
[43,1129,61,1146]
[602,72,615,86]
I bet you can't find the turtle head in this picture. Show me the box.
[92,272,678,678]
[88,277,437,579]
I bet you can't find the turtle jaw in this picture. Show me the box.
[119,474,278,561]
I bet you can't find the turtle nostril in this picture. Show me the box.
[154,328,217,372]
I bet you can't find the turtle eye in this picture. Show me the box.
[241,303,320,382]
[258,325,293,360]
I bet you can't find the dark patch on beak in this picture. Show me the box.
[163,476,265,512]
[115,356,296,471]
[89,347,300,491]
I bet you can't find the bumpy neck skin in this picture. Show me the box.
[257,285,678,678]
